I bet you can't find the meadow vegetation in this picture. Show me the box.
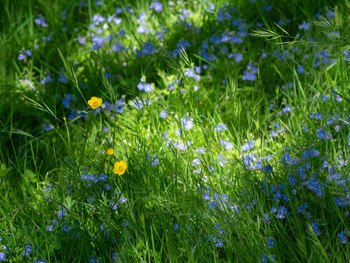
[0,0,350,262]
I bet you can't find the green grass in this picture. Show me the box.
[1,0,350,262]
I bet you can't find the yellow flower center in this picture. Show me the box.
[88,96,103,110]
[113,160,127,175]
[107,148,114,155]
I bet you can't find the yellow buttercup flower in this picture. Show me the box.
[88,96,103,110]
[113,160,127,176]
[106,148,114,156]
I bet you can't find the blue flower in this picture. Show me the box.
[43,122,54,132]
[160,110,167,118]
[301,150,309,159]
[299,21,311,30]
[24,50,32,56]
[18,53,27,60]
[276,206,287,219]
[0,252,6,261]
[78,37,86,45]
[312,223,321,236]
[92,14,105,24]
[91,35,104,47]
[119,29,126,37]
[193,168,201,174]
[217,11,231,22]
[274,191,282,200]
[35,16,48,27]
[220,48,230,58]
[231,35,243,44]
[297,65,304,74]
[58,208,67,220]
[192,159,200,166]
[143,83,153,92]
[263,213,270,224]
[87,196,94,204]
[97,173,107,181]
[241,141,255,152]
[216,240,224,247]
[282,105,293,113]
[59,75,67,83]
[184,69,200,81]
[151,159,159,166]
[115,7,122,14]
[41,75,53,85]
[334,94,342,102]
[334,197,348,207]
[197,147,205,154]
[261,5,272,11]
[111,202,118,210]
[344,50,350,62]
[242,71,256,81]
[215,123,228,133]
[307,176,325,197]
[203,193,210,200]
[326,10,335,18]
[141,42,157,55]
[181,117,194,130]
[242,64,258,81]
[116,98,124,113]
[62,98,71,108]
[233,53,243,62]
[315,112,321,120]
[133,100,143,110]
[120,197,127,204]
[206,2,215,12]
[266,237,275,248]
[316,128,331,140]
[271,206,277,213]
[113,42,124,52]
[22,245,32,256]
[224,141,233,150]
[264,166,272,173]
[338,232,347,243]
[137,25,147,34]
[150,2,163,12]
[310,149,320,157]
[112,252,118,262]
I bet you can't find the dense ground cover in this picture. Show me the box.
[1,0,350,262]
